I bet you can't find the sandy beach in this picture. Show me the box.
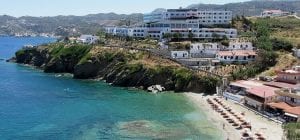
[185,92,284,140]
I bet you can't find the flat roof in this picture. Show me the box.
[167,9,197,12]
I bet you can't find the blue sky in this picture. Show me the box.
[0,0,248,17]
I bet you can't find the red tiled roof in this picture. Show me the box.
[268,102,293,110]
[246,86,279,98]
[285,107,300,116]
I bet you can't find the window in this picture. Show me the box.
[291,98,295,103]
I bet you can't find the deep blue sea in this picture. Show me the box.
[0,37,222,140]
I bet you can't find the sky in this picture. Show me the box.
[0,0,249,17]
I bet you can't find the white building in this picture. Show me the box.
[162,9,232,25]
[78,35,99,44]
[105,8,237,40]
[190,41,254,58]
[226,41,253,50]
[190,43,220,57]
[128,27,147,38]
[261,10,290,18]
[216,50,256,64]
[171,51,189,59]
[293,49,300,58]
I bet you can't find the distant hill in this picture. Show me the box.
[0,13,143,36]
[187,1,300,16]
[1,0,300,36]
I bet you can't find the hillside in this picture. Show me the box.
[0,13,143,36]
[11,43,220,94]
[188,1,300,16]
[2,1,300,36]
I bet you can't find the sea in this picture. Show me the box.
[0,37,223,140]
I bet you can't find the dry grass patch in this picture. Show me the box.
[261,52,300,76]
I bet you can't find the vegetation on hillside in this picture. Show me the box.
[231,18,278,80]
[188,1,300,16]
[251,17,300,46]
[284,123,300,140]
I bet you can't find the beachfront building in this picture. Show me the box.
[261,10,290,18]
[216,50,256,64]
[77,35,99,44]
[105,8,237,40]
[171,51,189,59]
[223,80,262,102]
[265,88,300,122]
[244,86,279,111]
[275,66,300,84]
[276,88,300,107]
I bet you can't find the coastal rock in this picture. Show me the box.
[12,44,219,94]
[147,85,165,93]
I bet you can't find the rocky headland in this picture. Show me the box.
[10,43,220,94]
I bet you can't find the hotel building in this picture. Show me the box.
[105,8,237,39]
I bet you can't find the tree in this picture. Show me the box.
[271,38,293,52]
[212,33,221,42]
[163,33,172,41]
[173,32,183,42]
[254,19,273,51]
[188,32,195,41]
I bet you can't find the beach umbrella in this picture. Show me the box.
[257,136,266,140]
[232,122,239,127]
[242,130,249,137]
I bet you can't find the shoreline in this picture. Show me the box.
[184,92,284,140]
[185,93,240,140]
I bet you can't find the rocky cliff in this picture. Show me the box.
[11,43,220,94]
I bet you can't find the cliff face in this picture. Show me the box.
[13,43,219,94]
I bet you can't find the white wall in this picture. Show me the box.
[171,51,189,59]
[190,43,220,55]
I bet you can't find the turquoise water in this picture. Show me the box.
[0,37,223,140]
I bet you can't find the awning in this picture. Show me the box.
[267,102,293,110]
[285,113,299,118]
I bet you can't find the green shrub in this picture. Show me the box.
[15,50,26,57]
[271,38,294,52]
[284,123,300,140]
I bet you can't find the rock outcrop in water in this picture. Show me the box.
[10,43,220,94]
